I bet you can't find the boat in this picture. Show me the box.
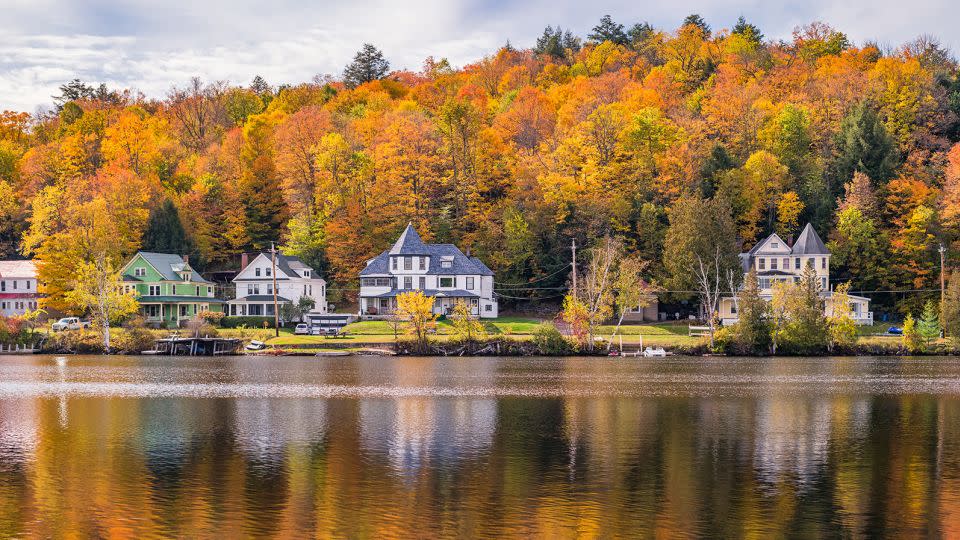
[642,347,667,357]
[245,340,267,351]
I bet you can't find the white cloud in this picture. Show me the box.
[0,0,956,112]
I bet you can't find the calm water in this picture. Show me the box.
[0,355,959,538]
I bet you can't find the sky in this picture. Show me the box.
[0,0,956,113]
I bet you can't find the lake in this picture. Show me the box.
[0,354,959,537]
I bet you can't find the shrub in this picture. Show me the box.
[198,310,226,326]
[903,314,924,353]
[220,316,276,329]
[114,317,157,353]
[532,323,574,355]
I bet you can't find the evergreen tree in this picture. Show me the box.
[343,44,390,89]
[732,268,772,354]
[732,16,763,44]
[831,101,899,194]
[682,14,711,36]
[241,155,289,250]
[700,144,735,197]
[772,263,829,354]
[141,199,194,256]
[588,15,629,45]
[534,26,581,59]
[917,300,941,344]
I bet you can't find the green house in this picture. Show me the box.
[120,252,224,327]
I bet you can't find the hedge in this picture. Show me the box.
[220,316,277,329]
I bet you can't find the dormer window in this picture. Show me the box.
[303,270,311,278]
[419,258,426,270]
[440,255,454,269]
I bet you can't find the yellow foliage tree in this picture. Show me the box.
[395,291,437,351]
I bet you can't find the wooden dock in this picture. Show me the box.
[152,337,242,356]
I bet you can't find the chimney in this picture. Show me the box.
[466,247,471,257]
[183,254,189,265]
[241,253,250,270]
[787,235,794,247]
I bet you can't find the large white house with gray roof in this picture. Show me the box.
[718,223,872,325]
[359,224,498,318]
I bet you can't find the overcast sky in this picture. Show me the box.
[0,0,955,112]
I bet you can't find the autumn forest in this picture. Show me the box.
[2,14,960,314]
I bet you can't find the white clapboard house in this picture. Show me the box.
[228,252,327,319]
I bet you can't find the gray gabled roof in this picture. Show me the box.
[361,225,495,277]
[137,252,210,283]
[742,224,830,258]
[791,223,830,255]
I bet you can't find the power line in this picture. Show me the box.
[494,266,569,287]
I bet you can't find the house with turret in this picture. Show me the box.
[359,224,498,318]
[718,224,872,325]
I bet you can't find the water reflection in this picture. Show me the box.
[0,355,959,536]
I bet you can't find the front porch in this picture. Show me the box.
[140,300,220,327]
[360,292,483,318]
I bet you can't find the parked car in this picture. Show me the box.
[887,326,903,335]
[51,317,91,332]
[294,323,309,335]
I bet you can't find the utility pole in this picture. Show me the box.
[571,238,577,296]
[271,242,280,338]
[940,243,946,338]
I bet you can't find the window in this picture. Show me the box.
[821,277,827,289]
[485,304,491,312]
[404,257,412,270]
[267,284,273,294]
[26,280,31,290]
[148,285,161,296]
[361,278,393,287]
[247,284,254,295]
[404,276,413,289]
[196,286,201,296]
[758,258,765,270]
[783,258,789,269]
[266,267,271,277]
[392,257,398,270]
[771,258,778,270]
[466,277,475,290]
[253,284,260,295]
[731,303,737,314]
[419,277,426,289]
[207,286,212,295]
[135,267,146,277]
[303,270,311,278]
[1,281,4,291]
[441,261,452,269]
[440,277,454,288]
[771,242,779,248]
[419,258,426,270]
[255,268,261,277]
[821,257,826,269]
[180,305,190,316]
[794,258,800,269]
[145,305,159,317]
[13,281,17,289]
[759,278,771,289]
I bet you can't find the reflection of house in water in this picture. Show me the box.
[753,398,833,490]
[232,399,329,461]
[0,398,38,460]
[357,358,497,475]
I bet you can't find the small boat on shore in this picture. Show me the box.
[642,347,667,357]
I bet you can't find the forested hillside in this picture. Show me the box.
[1,14,960,313]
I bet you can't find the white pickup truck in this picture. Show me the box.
[51,317,91,331]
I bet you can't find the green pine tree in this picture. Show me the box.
[141,199,195,258]
[917,300,941,345]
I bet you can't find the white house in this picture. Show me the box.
[0,260,39,317]
[228,252,328,319]
[719,223,873,325]
[359,224,498,318]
